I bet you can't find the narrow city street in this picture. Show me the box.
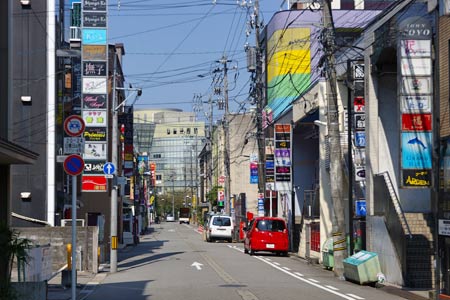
[83,222,421,300]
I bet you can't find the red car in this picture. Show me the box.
[244,217,289,256]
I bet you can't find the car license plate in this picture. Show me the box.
[266,244,275,249]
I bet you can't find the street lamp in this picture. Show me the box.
[110,55,142,273]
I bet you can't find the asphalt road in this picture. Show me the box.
[84,222,417,300]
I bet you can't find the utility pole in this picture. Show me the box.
[322,0,347,278]
[220,56,231,215]
[110,55,119,273]
[254,0,266,196]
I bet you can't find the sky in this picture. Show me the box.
[107,0,286,123]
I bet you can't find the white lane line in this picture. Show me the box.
[346,294,365,300]
[294,272,304,277]
[309,278,319,283]
[273,262,280,266]
[325,285,339,291]
[228,246,358,300]
[282,267,291,271]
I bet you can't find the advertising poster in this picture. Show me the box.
[401,132,432,169]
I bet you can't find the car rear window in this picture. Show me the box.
[256,220,286,232]
[212,217,231,226]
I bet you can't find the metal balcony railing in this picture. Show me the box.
[70,26,81,42]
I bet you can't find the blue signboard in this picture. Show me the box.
[401,132,432,169]
[355,132,366,148]
[82,29,107,45]
[355,200,366,217]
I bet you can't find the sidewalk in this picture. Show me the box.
[47,267,107,300]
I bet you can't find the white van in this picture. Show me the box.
[206,215,233,243]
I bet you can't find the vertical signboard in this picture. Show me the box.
[274,124,291,192]
[398,17,433,187]
[81,0,108,192]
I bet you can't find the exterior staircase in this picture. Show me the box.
[404,213,435,289]
[377,172,435,289]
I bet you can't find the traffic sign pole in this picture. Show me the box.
[71,175,77,300]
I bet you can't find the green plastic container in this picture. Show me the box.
[322,238,334,269]
[343,250,381,284]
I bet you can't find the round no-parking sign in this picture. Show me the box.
[64,154,85,176]
[64,115,85,137]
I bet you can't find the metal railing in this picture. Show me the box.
[377,171,412,238]
[70,26,81,41]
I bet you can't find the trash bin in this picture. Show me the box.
[322,238,334,270]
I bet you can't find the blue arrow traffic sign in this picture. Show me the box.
[64,154,84,176]
[355,200,366,217]
[103,162,116,175]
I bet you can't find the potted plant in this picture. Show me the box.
[0,223,32,300]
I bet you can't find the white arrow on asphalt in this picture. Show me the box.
[191,262,203,270]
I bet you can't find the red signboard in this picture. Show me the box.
[82,175,107,192]
[354,97,365,112]
[401,114,432,131]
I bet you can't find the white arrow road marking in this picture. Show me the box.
[191,261,203,270]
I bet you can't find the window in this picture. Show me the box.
[186,128,191,134]
[180,128,184,134]
[173,128,177,134]
[156,174,162,180]
[194,128,198,134]
[167,129,170,135]
[153,153,161,158]
[212,217,231,226]
[256,219,285,232]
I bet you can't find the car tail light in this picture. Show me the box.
[255,228,259,232]
[283,229,287,234]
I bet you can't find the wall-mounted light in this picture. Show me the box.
[21,96,32,103]
[20,0,31,6]
[20,192,32,200]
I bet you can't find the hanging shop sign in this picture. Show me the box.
[82,29,107,45]
[84,142,107,160]
[83,127,107,142]
[83,0,107,11]
[82,45,107,61]
[83,12,107,27]
[401,77,432,95]
[401,113,432,131]
[83,110,106,127]
[82,175,107,192]
[82,77,107,94]
[84,160,105,175]
[402,169,431,187]
[401,132,432,169]
[400,95,431,113]
[82,61,107,77]
[83,94,107,109]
